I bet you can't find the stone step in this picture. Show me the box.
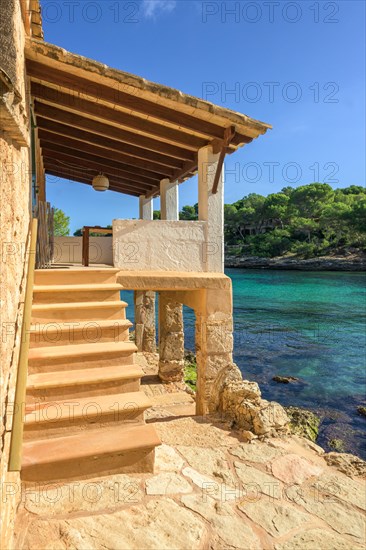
[28,341,137,373]
[31,300,128,322]
[24,391,151,439]
[33,283,124,304]
[29,319,132,347]
[34,268,120,286]
[27,364,143,401]
[21,423,161,482]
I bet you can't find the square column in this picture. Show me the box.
[160,178,179,221]
[139,194,153,220]
[198,145,224,272]
[158,179,185,382]
[135,195,156,352]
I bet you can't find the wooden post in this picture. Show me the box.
[82,227,90,267]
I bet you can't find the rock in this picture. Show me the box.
[229,379,262,402]
[23,499,206,550]
[145,473,192,495]
[285,406,320,442]
[252,400,289,436]
[271,454,323,484]
[274,528,363,550]
[290,435,324,455]
[329,438,346,452]
[210,364,257,411]
[357,405,366,417]
[273,376,299,384]
[225,253,366,272]
[218,380,289,436]
[230,440,284,464]
[238,499,313,537]
[184,350,196,364]
[155,444,185,472]
[324,452,366,479]
[241,430,258,441]
[182,494,262,549]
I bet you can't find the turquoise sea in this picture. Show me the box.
[123,269,366,459]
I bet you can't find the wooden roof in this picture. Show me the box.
[26,39,271,197]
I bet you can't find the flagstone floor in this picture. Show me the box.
[15,354,366,550]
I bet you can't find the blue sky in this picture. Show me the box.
[41,0,365,233]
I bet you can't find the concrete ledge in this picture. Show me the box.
[116,271,231,291]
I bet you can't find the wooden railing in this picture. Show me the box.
[35,200,54,268]
[8,218,38,471]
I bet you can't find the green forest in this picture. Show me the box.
[174,183,366,258]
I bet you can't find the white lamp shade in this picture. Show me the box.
[92,173,109,192]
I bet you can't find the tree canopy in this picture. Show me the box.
[53,208,70,236]
[178,183,366,258]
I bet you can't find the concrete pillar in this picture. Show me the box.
[135,195,156,352]
[158,179,185,382]
[198,145,224,273]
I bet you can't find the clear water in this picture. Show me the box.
[122,269,366,458]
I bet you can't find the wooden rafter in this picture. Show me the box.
[26,41,271,198]
[42,148,159,187]
[44,166,144,197]
[27,61,241,142]
[34,103,194,161]
[36,118,183,169]
[32,83,207,149]
[39,130,177,175]
[40,141,167,181]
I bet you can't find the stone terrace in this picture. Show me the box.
[14,354,366,550]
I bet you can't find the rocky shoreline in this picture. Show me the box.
[225,253,366,271]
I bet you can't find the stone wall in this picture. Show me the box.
[53,236,113,265]
[113,220,207,272]
[0,0,18,90]
[0,1,31,548]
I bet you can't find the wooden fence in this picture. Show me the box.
[34,201,54,268]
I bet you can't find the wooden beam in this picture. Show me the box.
[212,126,236,195]
[34,103,194,161]
[173,159,198,183]
[36,117,183,169]
[42,152,158,191]
[44,167,142,197]
[40,142,164,183]
[31,82,207,149]
[27,60,229,140]
[38,129,176,176]
[44,163,157,197]
[44,162,147,193]
[145,186,161,199]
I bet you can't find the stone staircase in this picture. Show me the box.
[21,268,161,482]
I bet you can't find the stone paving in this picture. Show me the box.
[14,355,366,550]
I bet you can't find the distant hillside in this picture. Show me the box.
[172,183,366,260]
